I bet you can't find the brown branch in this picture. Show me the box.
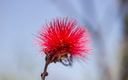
[41,59,50,80]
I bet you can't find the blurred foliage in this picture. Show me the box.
[120,0,128,79]
[125,14,128,30]
[121,0,128,4]
[122,0,127,3]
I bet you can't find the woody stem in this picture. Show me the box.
[41,58,50,80]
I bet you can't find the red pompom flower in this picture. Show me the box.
[34,17,92,65]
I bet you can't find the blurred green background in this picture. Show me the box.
[0,0,128,80]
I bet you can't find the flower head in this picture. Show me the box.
[34,17,93,65]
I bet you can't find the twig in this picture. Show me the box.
[41,58,50,80]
